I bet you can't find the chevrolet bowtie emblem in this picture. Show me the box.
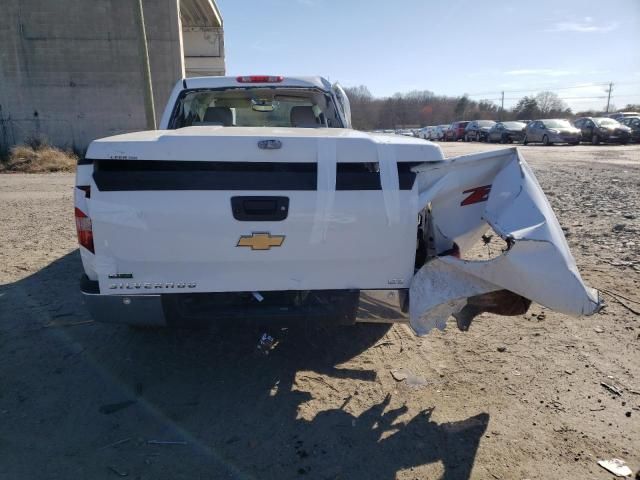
[237,232,285,250]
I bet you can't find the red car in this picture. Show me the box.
[444,121,470,141]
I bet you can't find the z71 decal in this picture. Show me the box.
[461,185,492,206]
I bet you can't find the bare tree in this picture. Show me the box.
[343,85,378,130]
[535,91,569,116]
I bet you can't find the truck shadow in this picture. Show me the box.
[0,250,489,480]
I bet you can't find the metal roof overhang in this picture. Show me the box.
[180,0,223,27]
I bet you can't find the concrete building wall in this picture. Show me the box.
[0,0,224,152]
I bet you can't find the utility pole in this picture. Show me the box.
[500,91,504,120]
[135,0,156,130]
[605,82,613,113]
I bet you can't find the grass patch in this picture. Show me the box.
[0,144,77,173]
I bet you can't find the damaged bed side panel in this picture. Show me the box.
[409,148,601,336]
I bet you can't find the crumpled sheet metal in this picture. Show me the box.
[410,148,602,336]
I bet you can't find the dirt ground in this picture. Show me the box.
[0,143,638,480]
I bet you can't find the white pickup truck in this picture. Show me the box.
[75,75,601,334]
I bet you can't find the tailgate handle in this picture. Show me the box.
[231,196,289,221]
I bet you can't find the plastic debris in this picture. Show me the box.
[597,458,632,477]
[390,370,408,381]
[257,333,277,355]
[601,382,623,396]
[390,370,428,387]
[405,373,428,388]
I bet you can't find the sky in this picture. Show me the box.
[216,0,640,112]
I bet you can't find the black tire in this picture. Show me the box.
[499,134,506,144]
[620,140,629,145]
[570,141,579,146]
[591,134,600,145]
[542,135,551,146]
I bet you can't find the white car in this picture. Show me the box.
[421,126,437,140]
[75,75,600,335]
[433,125,448,140]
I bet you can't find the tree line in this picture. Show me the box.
[344,85,639,130]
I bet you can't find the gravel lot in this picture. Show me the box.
[1,143,638,479]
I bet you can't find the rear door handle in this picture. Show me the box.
[231,196,289,221]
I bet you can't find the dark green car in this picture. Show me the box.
[486,121,527,143]
[574,117,632,145]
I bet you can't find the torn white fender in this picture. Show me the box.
[409,147,602,336]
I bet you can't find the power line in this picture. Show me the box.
[465,80,640,98]
[479,95,609,101]
[465,82,611,97]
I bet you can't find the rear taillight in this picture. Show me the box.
[75,207,94,253]
[236,75,283,83]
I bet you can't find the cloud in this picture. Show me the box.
[504,69,576,77]
[548,17,619,33]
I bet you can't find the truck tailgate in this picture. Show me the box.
[88,157,418,294]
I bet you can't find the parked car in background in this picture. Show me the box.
[486,121,527,143]
[433,125,448,140]
[574,117,631,145]
[429,125,438,140]
[394,129,414,137]
[417,127,429,139]
[444,121,470,141]
[464,120,496,141]
[608,111,639,120]
[427,126,440,140]
[523,119,581,145]
[432,125,445,140]
[618,116,640,143]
